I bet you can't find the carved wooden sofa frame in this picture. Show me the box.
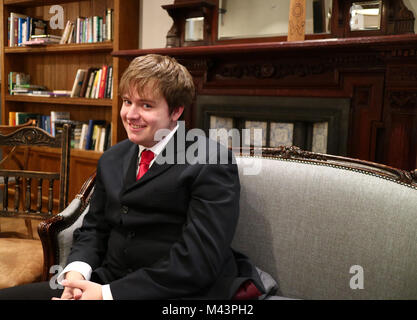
[38,146,417,299]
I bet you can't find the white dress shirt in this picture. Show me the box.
[57,124,179,300]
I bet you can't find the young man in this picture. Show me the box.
[0,54,269,300]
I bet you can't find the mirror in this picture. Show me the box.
[217,0,333,40]
[185,17,205,41]
[349,0,382,31]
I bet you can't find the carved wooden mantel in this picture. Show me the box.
[113,34,417,170]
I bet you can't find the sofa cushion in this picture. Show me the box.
[233,156,417,299]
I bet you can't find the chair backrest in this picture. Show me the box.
[233,146,417,299]
[38,170,95,280]
[0,124,71,222]
[0,120,35,170]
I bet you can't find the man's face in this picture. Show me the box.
[120,83,184,147]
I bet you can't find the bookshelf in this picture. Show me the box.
[0,0,139,200]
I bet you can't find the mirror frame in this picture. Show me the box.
[162,0,415,48]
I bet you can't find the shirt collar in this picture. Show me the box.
[138,124,179,159]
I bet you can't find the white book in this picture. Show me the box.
[67,23,75,44]
[94,127,102,152]
[92,69,102,99]
[60,20,72,44]
[99,127,106,152]
[79,123,89,149]
[70,69,87,97]
[10,12,27,47]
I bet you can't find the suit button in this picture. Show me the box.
[121,206,128,214]
[128,231,135,239]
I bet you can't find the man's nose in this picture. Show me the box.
[127,104,141,119]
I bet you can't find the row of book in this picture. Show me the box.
[8,71,70,96]
[8,111,111,152]
[8,65,113,99]
[70,65,113,99]
[8,12,47,47]
[61,9,113,44]
[7,9,113,47]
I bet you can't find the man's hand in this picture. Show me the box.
[54,279,103,300]
[53,271,85,300]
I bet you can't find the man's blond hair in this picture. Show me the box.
[119,54,195,114]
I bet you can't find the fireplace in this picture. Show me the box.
[196,95,350,156]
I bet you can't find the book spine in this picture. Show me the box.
[85,120,94,150]
[85,70,96,98]
[106,66,113,99]
[98,65,108,99]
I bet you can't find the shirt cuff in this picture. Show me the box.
[102,284,114,300]
[57,261,92,285]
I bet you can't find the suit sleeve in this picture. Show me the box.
[109,158,240,299]
[66,161,112,269]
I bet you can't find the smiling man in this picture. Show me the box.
[0,54,271,300]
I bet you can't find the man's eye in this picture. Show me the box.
[123,99,131,105]
[143,104,152,109]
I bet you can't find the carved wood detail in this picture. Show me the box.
[388,91,417,110]
[0,127,61,148]
[387,0,415,34]
[113,34,417,170]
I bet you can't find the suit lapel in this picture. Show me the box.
[121,143,139,193]
[122,130,187,195]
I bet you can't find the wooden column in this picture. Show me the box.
[288,0,306,41]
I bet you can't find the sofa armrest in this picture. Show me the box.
[38,171,96,281]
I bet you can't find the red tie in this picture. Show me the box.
[136,150,154,180]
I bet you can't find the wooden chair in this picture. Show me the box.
[0,124,71,289]
[0,119,37,237]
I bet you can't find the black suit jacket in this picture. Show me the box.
[67,131,264,299]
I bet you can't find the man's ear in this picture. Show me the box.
[171,106,184,121]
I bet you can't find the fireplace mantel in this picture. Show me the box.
[113,34,417,57]
[113,35,417,170]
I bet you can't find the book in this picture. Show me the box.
[70,69,87,97]
[9,112,16,126]
[9,72,30,93]
[54,119,84,147]
[91,124,102,151]
[23,37,61,45]
[10,12,27,47]
[50,111,70,136]
[60,20,72,44]
[79,67,95,98]
[105,66,113,98]
[79,123,89,149]
[98,127,107,152]
[106,9,114,41]
[85,69,97,98]
[85,120,106,150]
[41,115,51,134]
[90,69,101,99]
[15,112,40,125]
[104,123,112,151]
[98,65,108,99]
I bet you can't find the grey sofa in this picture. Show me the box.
[39,146,417,299]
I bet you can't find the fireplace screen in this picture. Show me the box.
[197,95,350,156]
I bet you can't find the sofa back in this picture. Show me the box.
[233,149,417,299]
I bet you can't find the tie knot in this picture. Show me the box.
[140,150,154,165]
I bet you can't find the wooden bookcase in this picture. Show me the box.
[0,0,139,200]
